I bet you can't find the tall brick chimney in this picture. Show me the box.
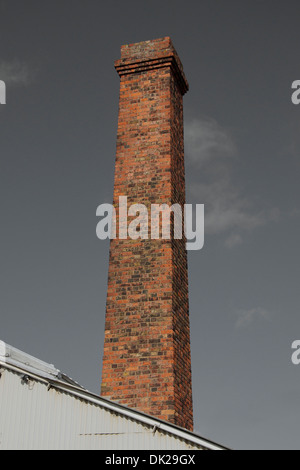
[101,37,193,431]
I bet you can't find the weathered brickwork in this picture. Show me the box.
[101,38,193,431]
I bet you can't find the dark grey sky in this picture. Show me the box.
[1,0,300,450]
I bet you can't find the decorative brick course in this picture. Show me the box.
[101,37,193,431]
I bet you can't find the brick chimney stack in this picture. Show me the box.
[101,37,193,431]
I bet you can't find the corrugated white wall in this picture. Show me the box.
[0,367,201,450]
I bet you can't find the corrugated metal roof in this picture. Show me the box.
[0,341,227,450]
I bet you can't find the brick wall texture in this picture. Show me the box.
[101,37,193,431]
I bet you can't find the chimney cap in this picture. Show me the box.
[115,37,189,95]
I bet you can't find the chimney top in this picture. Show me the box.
[115,37,189,95]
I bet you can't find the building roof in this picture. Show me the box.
[0,340,228,451]
[0,340,82,387]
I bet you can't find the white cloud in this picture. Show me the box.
[224,233,243,249]
[235,307,271,329]
[289,207,300,218]
[185,118,278,247]
[190,178,265,237]
[0,60,35,86]
[185,117,237,168]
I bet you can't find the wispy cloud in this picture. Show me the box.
[235,307,271,329]
[185,117,279,247]
[185,117,237,167]
[289,207,300,218]
[224,233,243,249]
[0,60,35,86]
